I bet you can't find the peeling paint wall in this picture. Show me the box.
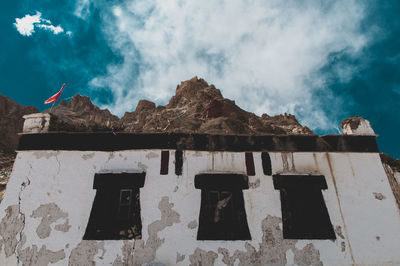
[0,150,400,265]
[31,203,71,239]
[68,240,104,265]
[0,205,24,257]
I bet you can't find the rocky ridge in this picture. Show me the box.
[43,77,312,135]
[120,77,313,135]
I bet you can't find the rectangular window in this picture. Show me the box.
[273,174,336,239]
[160,151,169,175]
[261,152,272,175]
[83,172,145,240]
[245,152,255,176]
[175,150,183,176]
[195,174,251,240]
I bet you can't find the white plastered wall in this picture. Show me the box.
[0,150,399,265]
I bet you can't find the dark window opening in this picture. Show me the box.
[160,151,169,175]
[261,152,272,175]
[83,172,145,240]
[245,152,255,176]
[195,174,251,240]
[273,174,336,240]
[175,150,183,176]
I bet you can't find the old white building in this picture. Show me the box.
[0,114,399,265]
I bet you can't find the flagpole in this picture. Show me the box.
[50,100,56,113]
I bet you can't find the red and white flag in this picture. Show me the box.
[44,83,65,104]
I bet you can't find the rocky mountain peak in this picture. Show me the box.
[120,77,313,135]
[59,94,99,112]
[135,100,156,112]
[167,77,223,109]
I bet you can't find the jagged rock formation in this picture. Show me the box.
[120,77,313,135]
[44,94,119,131]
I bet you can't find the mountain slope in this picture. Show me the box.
[0,95,38,152]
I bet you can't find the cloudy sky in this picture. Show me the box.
[1,0,399,158]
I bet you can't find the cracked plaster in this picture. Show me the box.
[113,197,180,266]
[176,252,185,263]
[189,248,218,266]
[31,203,71,239]
[0,205,24,257]
[138,162,148,171]
[187,220,198,229]
[215,215,323,266]
[17,234,65,266]
[334,226,346,253]
[68,240,105,266]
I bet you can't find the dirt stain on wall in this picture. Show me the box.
[373,192,386,200]
[281,152,296,173]
[146,152,160,159]
[33,151,58,160]
[82,153,95,160]
[249,178,260,189]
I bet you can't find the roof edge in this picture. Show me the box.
[17,132,379,153]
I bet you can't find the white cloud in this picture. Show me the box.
[37,24,64,34]
[14,11,69,36]
[74,0,92,19]
[91,0,369,131]
[13,12,41,36]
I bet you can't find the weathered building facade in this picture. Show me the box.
[0,114,400,265]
